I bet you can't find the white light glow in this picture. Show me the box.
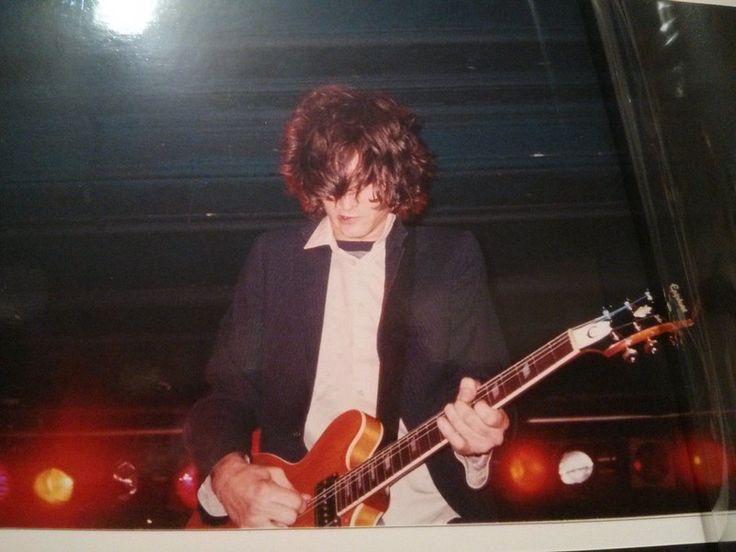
[95,0,158,35]
[558,450,594,485]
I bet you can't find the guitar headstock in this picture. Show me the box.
[568,289,694,362]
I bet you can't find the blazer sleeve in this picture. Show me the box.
[447,231,508,389]
[184,236,268,476]
[426,230,509,521]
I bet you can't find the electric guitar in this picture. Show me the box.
[188,290,693,528]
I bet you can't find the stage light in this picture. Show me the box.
[558,450,594,485]
[631,440,673,487]
[674,437,727,490]
[174,463,199,510]
[498,441,555,499]
[33,468,74,505]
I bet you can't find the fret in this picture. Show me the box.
[384,452,394,474]
[375,457,387,482]
[350,477,362,501]
[428,424,443,446]
[541,349,557,367]
[334,486,342,512]
[416,428,430,453]
[399,443,411,466]
[336,480,349,512]
[358,471,368,494]
[547,343,560,361]
[513,362,535,386]
[368,461,377,485]
[344,480,354,505]
[391,451,401,472]
[521,361,532,380]
[416,425,433,452]
[490,381,502,401]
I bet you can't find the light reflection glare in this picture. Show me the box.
[94,0,158,35]
[33,468,74,505]
[558,450,594,485]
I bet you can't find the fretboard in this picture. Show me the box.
[327,330,579,516]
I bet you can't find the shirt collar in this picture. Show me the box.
[304,213,397,251]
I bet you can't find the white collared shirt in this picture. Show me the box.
[303,214,466,525]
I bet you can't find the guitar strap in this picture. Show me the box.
[375,227,415,448]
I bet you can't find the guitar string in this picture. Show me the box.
[303,310,657,520]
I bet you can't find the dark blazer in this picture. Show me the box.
[185,219,508,521]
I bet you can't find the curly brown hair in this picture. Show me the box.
[280,85,434,221]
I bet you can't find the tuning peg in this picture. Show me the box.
[644,339,658,355]
[623,347,639,363]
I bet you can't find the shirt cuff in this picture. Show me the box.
[197,475,228,517]
[454,451,492,489]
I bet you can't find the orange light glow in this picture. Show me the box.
[33,468,74,505]
[498,442,554,499]
[674,437,727,490]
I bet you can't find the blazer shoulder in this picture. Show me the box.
[251,221,317,253]
[413,225,481,252]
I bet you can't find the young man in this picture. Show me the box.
[185,85,510,527]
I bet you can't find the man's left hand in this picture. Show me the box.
[437,377,509,457]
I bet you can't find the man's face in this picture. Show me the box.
[321,184,392,242]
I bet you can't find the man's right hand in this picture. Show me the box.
[210,452,309,528]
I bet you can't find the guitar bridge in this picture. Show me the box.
[314,474,340,527]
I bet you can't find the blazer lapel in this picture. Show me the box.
[287,219,412,443]
[291,224,332,419]
[376,222,413,445]
[383,221,408,296]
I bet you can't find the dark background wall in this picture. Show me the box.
[2,0,725,528]
[0,0,651,409]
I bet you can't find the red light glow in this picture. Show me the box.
[0,464,10,502]
[631,441,671,487]
[496,441,555,499]
[174,463,200,510]
[674,437,728,490]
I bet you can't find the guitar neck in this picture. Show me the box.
[331,330,580,516]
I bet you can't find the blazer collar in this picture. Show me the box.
[384,218,409,294]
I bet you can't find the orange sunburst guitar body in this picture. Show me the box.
[187,410,390,528]
[187,290,694,529]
